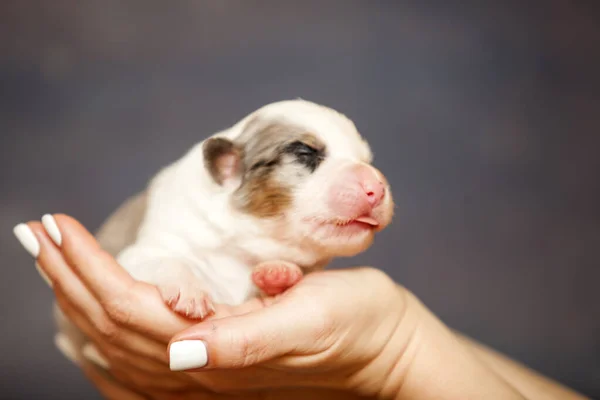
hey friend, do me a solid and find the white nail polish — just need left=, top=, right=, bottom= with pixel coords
left=41, top=214, right=62, bottom=246
left=169, top=340, right=208, bottom=371
left=13, top=223, right=40, bottom=257
left=82, top=344, right=110, bottom=369
left=35, top=262, right=53, bottom=287
left=54, top=333, right=81, bottom=365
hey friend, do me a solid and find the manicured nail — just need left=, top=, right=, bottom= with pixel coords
left=35, top=262, right=53, bottom=287
left=13, top=223, right=40, bottom=257
left=41, top=214, right=62, bottom=246
left=54, top=333, right=81, bottom=365
left=83, top=344, right=110, bottom=369
left=169, top=340, right=208, bottom=371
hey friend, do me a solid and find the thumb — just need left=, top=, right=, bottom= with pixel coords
left=167, top=297, right=324, bottom=371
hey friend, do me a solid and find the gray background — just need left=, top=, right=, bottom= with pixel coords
left=1, top=1, right=599, bottom=398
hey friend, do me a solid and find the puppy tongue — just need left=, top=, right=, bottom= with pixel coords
left=355, top=216, right=379, bottom=226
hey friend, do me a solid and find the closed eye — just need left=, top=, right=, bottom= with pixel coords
left=286, top=141, right=317, bottom=155
left=284, top=140, right=325, bottom=172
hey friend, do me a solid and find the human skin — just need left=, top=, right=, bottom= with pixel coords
left=15, top=215, right=589, bottom=399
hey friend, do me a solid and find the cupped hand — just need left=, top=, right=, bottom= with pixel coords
left=17, top=214, right=526, bottom=399
left=18, top=215, right=374, bottom=399
left=167, top=265, right=408, bottom=397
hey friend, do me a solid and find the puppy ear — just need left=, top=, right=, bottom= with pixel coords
left=202, top=137, right=244, bottom=186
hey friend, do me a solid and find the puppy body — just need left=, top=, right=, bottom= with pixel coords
left=54, top=99, right=394, bottom=362
left=114, top=100, right=394, bottom=315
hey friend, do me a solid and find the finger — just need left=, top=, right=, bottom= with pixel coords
left=168, top=295, right=329, bottom=371
left=40, top=213, right=141, bottom=304
left=26, top=222, right=112, bottom=332
left=100, top=366, right=237, bottom=400
left=80, top=341, right=197, bottom=393
left=38, top=214, right=195, bottom=341
left=43, top=213, right=136, bottom=293
left=107, top=362, right=196, bottom=393
left=81, top=360, right=148, bottom=400
left=56, top=291, right=170, bottom=367
left=32, top=221, right=172, bottom=373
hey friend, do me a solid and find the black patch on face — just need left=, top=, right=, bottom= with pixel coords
left=283, top=140, right=325, bottom=172
left=249, top=158, right=280, bottom=172
left=228, top=120, right=327, bottom=217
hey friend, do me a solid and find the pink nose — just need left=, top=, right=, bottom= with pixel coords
left=361, top=178, right=385, bottom=208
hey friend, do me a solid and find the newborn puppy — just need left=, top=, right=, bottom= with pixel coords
left=113, top=99, right=395, bottom=319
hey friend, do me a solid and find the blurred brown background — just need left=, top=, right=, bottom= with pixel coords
left=1, top=1, right=599, bottom=399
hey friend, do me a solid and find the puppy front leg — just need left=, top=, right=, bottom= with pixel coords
left=117, top=247, right=215, bottom=320
left=251, top=260, right=304, bottom=296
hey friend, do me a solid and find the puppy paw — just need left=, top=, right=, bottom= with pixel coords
left=158, top=283, right=215, bottom=320
left=252, top=261, right=303, bottom=296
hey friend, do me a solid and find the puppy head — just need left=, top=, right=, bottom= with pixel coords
left=203, top=99, right=394, bottom=258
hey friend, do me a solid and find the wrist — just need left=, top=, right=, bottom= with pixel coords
left=357, top=287, right=424, bottom=399
left=337, top=278, right=418, bottom=398
left=371, top=290, right=526, bottom=399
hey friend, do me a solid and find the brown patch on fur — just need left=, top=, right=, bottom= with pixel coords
left=240, top=173, right=292, bottom=218
left=229, top=121, right=326, bottom=218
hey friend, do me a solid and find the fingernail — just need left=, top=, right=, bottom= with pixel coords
left=169, top=340, right=208, bottom=371
left=83, top=344, right=110, bottom=369
left=54, top=333, right=81, bottom=365
left=13, top=223, right=40, bottom=257
left=35, top=262, right=53, bottom=287
left=41, top=214, right=62, bottom=246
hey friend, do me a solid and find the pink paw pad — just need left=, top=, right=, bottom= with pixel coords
left=252, top=262, right=303, bottom=296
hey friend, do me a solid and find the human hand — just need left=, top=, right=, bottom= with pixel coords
left=166, top=273, right=529, bottom=399
left=168, top=265, right=407, bottom=397
left=14, top=214, right=528, bottom=399
left=14, top=215, right=370, bottom=399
